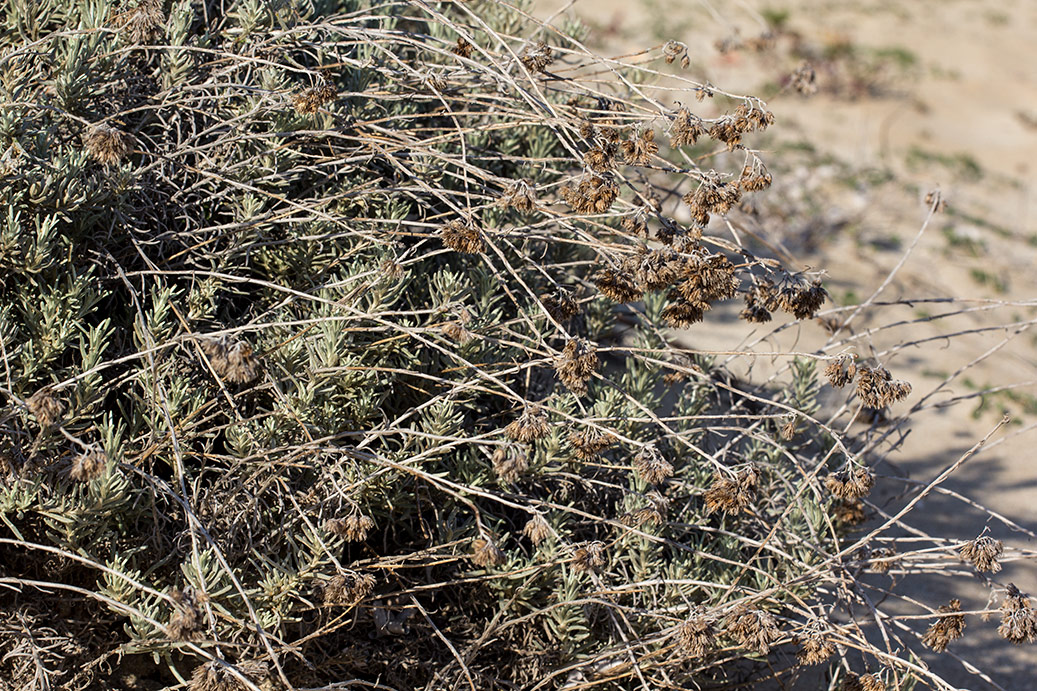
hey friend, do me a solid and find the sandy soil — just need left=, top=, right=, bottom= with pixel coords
left=536, top=0, right=1037, bottom=687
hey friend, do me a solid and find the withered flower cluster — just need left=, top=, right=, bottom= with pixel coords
left=621, top=129, right=658, bottom=166
left=682, top=172, right=742, bottom=225
left=70, top=448, right=107, bottom=482
left=504, top=406, right=549, bottom=442
left=855, top=365, right=912, bottom=408
left=572, top=541, right=607, bottom=573
left=705, top=466, right=758, bottom=514
left=27, top=388, right=65, bottom=429
left=491, top=446, right=529, bottom=484
left=555, top=338, right=599, bottom=394
left=662, top=40, right=690, bottom=69
left=470, top=537, right=505, bottom=568
left=825, top=465, right=874, bottom=500
left=522, top=513, right=551, bottom=545
left=451, top=37, right=473, bottom=58
left=117, top=0, right=165, bottom=43
left=727, top=606, right=781, bottom=654
left=292, top=82, right=337, bottom=114
left=824, top=354, right=859, bottom=388
left=439, top=220, right=485, bottom=254
left=959, top=534, right=1004, bottom=573
left=189, top=660, right=270, bottom=691
left=921, top=599, right=966, bottom=652
left=498, top=178, right=538, bottom=213
left=569, top=427, right=614, bottom=460
left=200, top=335, right=261, bottom=385
left=326, top=513, right=375, bottom=542
left=539, top=289, right=580, bottom=320
left=519, top=40, right=554, bottom=72
left=561, top=173, right=619, bottom=214
left=998, top=585, right=1037, bottom=644
left=320, top=571, right=376, bottom=606
left=592, top=267, right=643, bottom=304
left=168, top=587, right=207, bottom=641
left=789, top=62, right=819, bottom=95
left=84, top=124, right=130, bottom=165
left=676, top=607, right=715, bottom=658
left=842, top=673, right=885, bottom=691
left=670, top=107, right=705, bottom=147
left=632, top=444, right=673, bottom=485
left=797, top=617, right=836, bottom=665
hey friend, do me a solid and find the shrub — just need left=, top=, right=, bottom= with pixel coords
left=0, top=1, right=1029, bottom=690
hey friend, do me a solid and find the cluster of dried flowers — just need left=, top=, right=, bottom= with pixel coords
left=825, top=356, right=912, bottom=408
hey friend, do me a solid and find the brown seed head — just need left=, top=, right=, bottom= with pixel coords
left=593, top=267, right=643, bottom=304
left=491, top=446, right=529, bottom=484
left=569, top=428, right=615, bottom=460
left=292, top=82, right=337, bottom=114
left=168, top=587, right=207, bottom=641
left=561, top=174, right=619, bottom=214
left=676, top=607, right=715, bottom=658
left=670, top=107, right=705, bottom=147
left=539, top=289, right=580, bottom=320
left=498, top=178, right=538, bottom=213
left=998, top=584, right=1037, bottom=644
left=327, top=513, right=375, bottom=542
left=27, top=388, right=65, bottom=429
left=504, top=406, right=549, bottom=443
left=200, top=335, right=261, bottom=385
left=727, top=607, right=780, bottom=654
left=825, top=465, right=874, bottom=500
left=855, top=365, right=912, bottom=408
left=70, top=449, right=107, bottom=482
left=959, top=535, right=1004, bottom=573
left=321, top=571, right=375, bottom=606
left=522, top=513, right=551, bottom=546
left=84, top=125, right=131, bottom=165
left=471, top=537, right=505, bottom=568
left=633, top=444, right=673, bottom=485
left=118, top=0, right=165, bottom=43
left=922, top=599, right=966, bottom=652
left=832, top=499, right=867, bottom=525
left=797, top=617, right=836, bottom=665
left=572, top=541, right=607, bottom=573
left=555, top=339, right=599, bottom=395
left=439, top=220, right=485, bottom=254
left=824, top=354, right=858, bottom=388
left=519, top=40, right=554, bottom=73
left=704, top=467, right=758, bottom=514
left=621, top=129, right=658, bottom=166
left=452, top=37, right=473, bottom=59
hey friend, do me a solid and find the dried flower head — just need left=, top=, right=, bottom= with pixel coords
left=621, top=129, right=658, bottom=166
left=789, top=62, right=819, bottom=95
left=471, top=537, right=505, bottom=568
left=292, top=82, right=337, bottom=115
left=441, top=321, right=473, bottom=344
left=622, top=206, right=650, bottom=237
left=569, top=428, right=615, bottom=460
left=704, top=467, right=758, bottom=514
left=200, top=335, right=261, bottom=385
left=868, top=547, right=897, bottom=573
left=593, top=267, right=644, bottom=303
left=539, top=289, right=580, bottom=320
left=925, top=188, right=947, bottom=212
left=998, top=585, right=1037, bottom=644
left=452, top=37, right=473, bottom=59
left=118, top=0, right=165, bottom=43
left=661, top=294, right=708, bottom=329
left=843, top=673, right=885, bottom=691
left=583, top=141, right=617, bottom=172
left=922, top=599, right=965, bottom=652
left=855, top=365, right=912, bottom=408
left=519, top=40, right=554, bottom=73
left=523, top=513, right=551, bottom=545
left=727, top=607, right=780, bottom=654
left=504, top=406, right=549, bottom=443
left=561, top=174, right=619, bottom=214
left=797, top=617, right=835, bottom=665
left=168, top=587, right=207, bottom=641
left=825, top=465, right=874, bottom=500
left=621, top=246, right=682, bottom=292
left=832, top=499, right=867, bottom=525
left=633, top=444, right=673, bottom=485
left=320, top=571, right=375, bottom=606
left=824, top=354, right=858, bottom=388
left=27, top=388, right=65, bottom=429
left=572, top=541, right=606, bottom=573
left=778, top=413, right=798, bottom=441
left=439, top=219, right=485, bottom=254
left=327, top=512, right=375, bottom=542
left=670, top=107, right=704, bottom=147
left=84, top=124, right=130, bottom=165
left=682, top=173, right=742, bottom=225
left=776, top=276, right=829, bottom=319
left=555, top=339, right=599, bottom=395
left=959, top=534, right=1004, bottom=573
left=491, top=446, right=529, bottom=484
left=498, top=178, right=538, bottom=213
left=70, top=448, right=107, bottom=482
left=676, top=608, right=715, bottom=657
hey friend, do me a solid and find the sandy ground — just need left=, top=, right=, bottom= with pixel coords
left=536, top=0, right=1037, bottom=687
